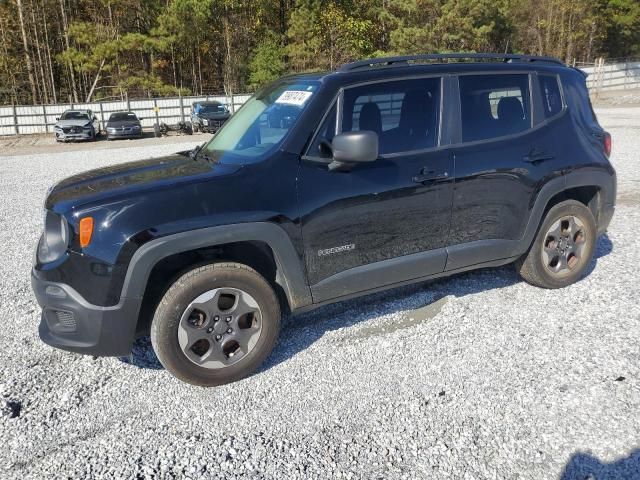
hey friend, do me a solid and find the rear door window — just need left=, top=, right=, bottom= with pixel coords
left=458, top=74, right=531, bottom=142
left=538, top=74, right=563, bottom=118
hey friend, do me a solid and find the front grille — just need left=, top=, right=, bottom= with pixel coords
left=62, top=126, right=83, bottom=134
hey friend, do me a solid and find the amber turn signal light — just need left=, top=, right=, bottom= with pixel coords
left=79, top=217, right=94, bottom=247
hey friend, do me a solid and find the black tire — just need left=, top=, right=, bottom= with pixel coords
left=150, top=262, right=281, bottom=386
left=516, top=200, right=596, bottom=289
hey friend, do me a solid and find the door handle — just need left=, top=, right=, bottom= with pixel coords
left=412, top=168, right=449, bottom=184
left=523, top=149, right=555, bottom=164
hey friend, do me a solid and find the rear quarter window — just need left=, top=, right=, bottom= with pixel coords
left=538, top=74, right=564, bottom=118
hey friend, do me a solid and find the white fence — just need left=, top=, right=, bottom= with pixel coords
left=579, top=59, right=640, bottom=94
left=3, top=60, right=640, bottom=136
left=0, top=94, right=251, bottom=136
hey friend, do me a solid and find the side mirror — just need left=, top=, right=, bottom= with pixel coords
left=329, top=131, right=378, bottom=171
left=55, top=117, right=59, bottom=121
left=93, top=116, right=97, bottom=121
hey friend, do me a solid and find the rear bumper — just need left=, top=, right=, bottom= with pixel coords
left=32, top=270, right=140, bottom=356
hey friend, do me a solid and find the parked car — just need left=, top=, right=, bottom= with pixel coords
left=33, top=53, right=615, bottom=387
left=191, top=101, right=231, bottom=133
left=53, top=109, right=101, bottom=142
left=105, top=111, right=143, bottom=140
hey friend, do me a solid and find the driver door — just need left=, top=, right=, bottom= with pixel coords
left=298, top=76, right=454, bottom=303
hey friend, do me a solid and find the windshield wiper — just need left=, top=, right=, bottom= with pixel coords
left=189, top=143, right=215, bottom=163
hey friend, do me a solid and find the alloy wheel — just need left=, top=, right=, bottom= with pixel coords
left=541, top=215, right=587, bottom=276
left=178, top=288, right=262, bottom=369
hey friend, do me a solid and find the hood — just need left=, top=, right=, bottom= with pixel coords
left=46, top=154, right=241, bottom=211
left=106, top=119, right=141, bottom=128
left=56, top=118, right=92, bottom=127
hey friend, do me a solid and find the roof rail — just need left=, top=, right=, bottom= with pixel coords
left=339, top=53, right=565, bottom=72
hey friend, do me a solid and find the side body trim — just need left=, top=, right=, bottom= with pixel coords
left=310, top=248, right=447, bottom=304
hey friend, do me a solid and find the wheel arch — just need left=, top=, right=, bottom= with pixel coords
left=120, top=223, right=312, bottom=336
left=521, top=169, right=615, bottom=254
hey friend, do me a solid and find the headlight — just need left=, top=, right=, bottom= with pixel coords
left=54, top=126, right=62, bottom=131
left=83, top=123, right=92, bottom=129
left=37, top=211, right=69, bottom=263
left=132, top=125, right=141, bottom=130
left=107, top=127, right=116, bottom=133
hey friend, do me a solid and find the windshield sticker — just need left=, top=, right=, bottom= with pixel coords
left=275, top=90, right=313, bottom=106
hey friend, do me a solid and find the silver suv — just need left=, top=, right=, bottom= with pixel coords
left=53, top=110, right=101, bottom=142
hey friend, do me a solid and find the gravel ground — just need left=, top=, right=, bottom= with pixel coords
left=0, top=131, right=212, bottom=156
left=1, top=107, right=639, bottom=479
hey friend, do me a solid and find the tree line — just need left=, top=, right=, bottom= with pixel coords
left=1, top=0, right=639, bottom=105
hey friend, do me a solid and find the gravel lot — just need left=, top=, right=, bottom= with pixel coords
left=1, top=107, right=639, bottom=479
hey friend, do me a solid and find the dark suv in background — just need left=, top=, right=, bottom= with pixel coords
left=191, top=101, right=231, bottom=133
left=32, top=54, right=615, bottom=386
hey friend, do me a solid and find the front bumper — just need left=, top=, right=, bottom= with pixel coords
left=199, top=119, right=227, bottom=133
left=54, top=130, right=93, bottom=141
left=107, top=131, right=143, bottom=139
left=32, top=270, right=140, bottom=356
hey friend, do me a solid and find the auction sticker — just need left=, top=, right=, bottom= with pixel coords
left=275, top=90, right=313, bottom=106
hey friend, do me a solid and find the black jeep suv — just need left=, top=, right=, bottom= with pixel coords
left=32, top=54, right=615, bottom=386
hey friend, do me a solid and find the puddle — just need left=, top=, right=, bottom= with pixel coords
left=349, top=295, right=449, bottom=340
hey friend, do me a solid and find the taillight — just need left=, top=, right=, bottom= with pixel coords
left=604, top=132, right=612, bottom=158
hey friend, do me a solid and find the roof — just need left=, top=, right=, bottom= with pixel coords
left=270, top=53, right=570, bottom=91
left=339, top=53, right=564, bottom=72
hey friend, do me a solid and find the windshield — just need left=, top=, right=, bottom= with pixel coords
left=201, top=105, right=226, bottom=113
left=201, top=80, right=319, bottom=164
left=109, top=112, right=138, bottom=121
left=60, top=111, right=90, bottom=120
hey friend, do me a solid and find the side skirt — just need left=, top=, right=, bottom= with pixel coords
left=296, top=254, right=519, bottom=315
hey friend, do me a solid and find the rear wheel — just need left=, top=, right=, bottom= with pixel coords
left=150, top=263, right=280, bottom=386
left=516, top=200, right=596, bottom=288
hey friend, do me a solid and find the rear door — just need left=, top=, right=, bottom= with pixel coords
left=298, top=76, right=455, bottom=303
left=446, top=72, right=561, bottom=270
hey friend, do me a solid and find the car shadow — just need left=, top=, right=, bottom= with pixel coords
left=560, top=449, right=640, bottom=479
left=121, top=233, right=614, bottom=373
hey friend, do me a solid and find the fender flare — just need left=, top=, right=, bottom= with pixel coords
left=519, top=168, right=615, bottom=253
left=120, top=222, right=312, bottom=311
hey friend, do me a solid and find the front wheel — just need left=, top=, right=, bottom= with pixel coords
left=150, top=263, right=281, bottom=386
left=516, top=200, right=596, bottom=289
